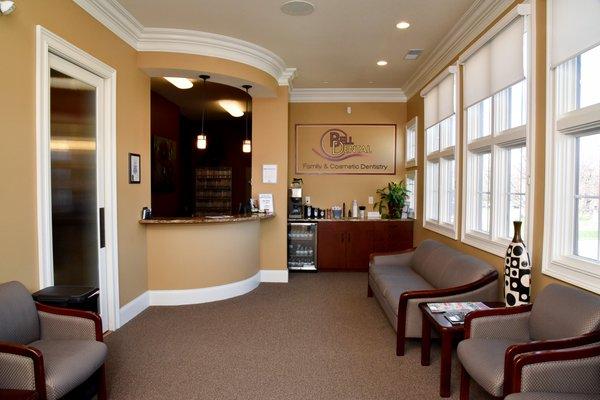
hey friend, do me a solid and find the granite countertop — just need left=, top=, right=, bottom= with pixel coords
left=288, top=218, right=414, bottom=223
left=139, top=213, right=275, bottom=225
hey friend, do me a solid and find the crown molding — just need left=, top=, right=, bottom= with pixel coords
left=289, top=88, right=407, bottom=103
left=73, top=0, right=295, bottom=86
left=401, top=0, right=513, bottom=100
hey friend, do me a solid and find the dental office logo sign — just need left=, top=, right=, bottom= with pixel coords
left=296, top=124, right=396, bottom=175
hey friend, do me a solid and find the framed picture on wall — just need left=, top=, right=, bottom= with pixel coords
left=129, top=153, right=141, bottom=184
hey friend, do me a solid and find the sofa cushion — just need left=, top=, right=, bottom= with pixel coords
left=438, top=254, right=494, bottom=289
left=370, top=263, right=434, bottom=310
left=410, top=239, right=445, bottom=286
left=458, top=338, right=521, bottom=397
left=529, top=284, right=600, bottom=341
left=0, top=281, right=40, bottom=344
left=29, top=339, right=107, bottom=400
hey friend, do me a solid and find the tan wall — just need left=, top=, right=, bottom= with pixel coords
left=137, top=52, right=289, bottom=272
left=0, top=0, right=150, bottom=305
left=407, top=0, right=571, bottom=300
left=288, top=103, right=407, bottom=208
left=147, top=222, right=260, bottom=289
left=253, top=87, right=290, bottom=270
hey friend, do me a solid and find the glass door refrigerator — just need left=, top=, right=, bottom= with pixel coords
left=287, top=222, right=317, bottom=271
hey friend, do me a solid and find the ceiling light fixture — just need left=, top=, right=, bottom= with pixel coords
left=242, top=85, right=252, bottom=154
left=281, top=0, right=315, bottom=16
left=218, top=100, right=244, bottom=118
left=164, top=77, right=193, bottom=90
left=377, top=60, right=388, bottom=66
left=0, top=1, right=15, bottom=15
left=196, top=75, right=210, bottom=150
left=396, top=21, right=410, bottom=29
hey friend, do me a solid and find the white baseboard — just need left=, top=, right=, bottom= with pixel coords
left=119, top=291, right=150, bottom=327
left=117, top=269, right=289, bottom=328
left=260, top=269, right=288, bottom=283
left=149, top=272, right=261, bottom=306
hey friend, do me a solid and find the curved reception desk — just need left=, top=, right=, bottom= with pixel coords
left=140, top=214, right=275, bottom=306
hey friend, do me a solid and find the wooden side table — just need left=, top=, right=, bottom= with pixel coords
left=419, top=302, right=504, bottom=398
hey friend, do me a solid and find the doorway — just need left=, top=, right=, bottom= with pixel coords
left=37, top=27, right=119, bottom=331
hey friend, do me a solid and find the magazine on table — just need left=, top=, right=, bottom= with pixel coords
left=427, top=301, right=489, bottom=314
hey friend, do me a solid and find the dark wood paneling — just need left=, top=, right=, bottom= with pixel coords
left=317, top=222, right=346, bottom=270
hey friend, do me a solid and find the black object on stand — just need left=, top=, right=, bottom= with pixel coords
left=32, top=286, right=99, bottom=313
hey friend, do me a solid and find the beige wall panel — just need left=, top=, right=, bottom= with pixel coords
left=288, top=103, right=407, bottom=208
left=0, top=0, right=150, bottom=305
left=252, top=87, right=289, bottom=270
left=146, top=222, right=260, bottom=289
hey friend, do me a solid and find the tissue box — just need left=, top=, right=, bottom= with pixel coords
left=367, top=211, right=381, bottom=220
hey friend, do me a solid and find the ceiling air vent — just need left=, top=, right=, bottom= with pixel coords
left=404, top=49, right=423, bottom=60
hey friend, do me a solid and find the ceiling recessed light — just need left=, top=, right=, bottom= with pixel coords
left=281, top=0, right=315, bottom=16
left=396, top=21, right=410, bottom=29
left=368, top=81, right=375, bottom=84
left=377, top=60, right=388, bottom=66
left=322, top=81, right=329, bottom=84
left=164, top=77, right=193, bottom=89
left=218, top=100, right=245, bottom=118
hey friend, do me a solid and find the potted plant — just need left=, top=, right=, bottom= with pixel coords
left=374, top=181, right=410, bottom=219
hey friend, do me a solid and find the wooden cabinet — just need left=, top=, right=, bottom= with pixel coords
left=317, top=220, right=414, bottom=271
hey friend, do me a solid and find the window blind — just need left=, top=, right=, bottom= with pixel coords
left=551, top=0, right=600, bottom=67
left=463, top=16, right=524, bottom=108
left=423, top=73, right=455, bottom=129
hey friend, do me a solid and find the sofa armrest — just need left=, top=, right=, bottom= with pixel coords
left=510, top=341, right=600, bottom=394
left=369, top=248, right=415, bottom=268
left=504, top=330, right=600, bottom=395
left=464, top=306, right=532, bottom=341
left=0, top=341, right=46, bottom=399
left=36, top=303, right=103, bottom=342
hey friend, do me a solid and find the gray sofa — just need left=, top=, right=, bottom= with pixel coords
left=368, top=239, right=499, bottom=355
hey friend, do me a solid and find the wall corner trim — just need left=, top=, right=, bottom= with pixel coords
left=118, top=269, right=288, bottom=328
left=290, top=88, right=407, bottom=103
left=401, top=0, right=513, bottom=99
left=73, top=0, right=296, bottom=87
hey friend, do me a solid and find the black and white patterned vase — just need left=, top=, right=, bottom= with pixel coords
left=504, top=221, right=531, bottom=306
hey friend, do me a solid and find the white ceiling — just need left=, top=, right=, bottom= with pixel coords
left=115, top=0, right=475, bottom=89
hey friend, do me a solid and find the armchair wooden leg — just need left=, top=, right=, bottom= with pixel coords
left=98, top=364, right=107, bottom=400
left=460, top=366, right=470, bottom=400
left=367, top=283, right=373, bottom=297
left=396, top=332, right=405, bottom=356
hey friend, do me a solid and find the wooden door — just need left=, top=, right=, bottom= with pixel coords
left=345, top=223, right=375, bottom=270
left=317, top=222, right=346, bottom=270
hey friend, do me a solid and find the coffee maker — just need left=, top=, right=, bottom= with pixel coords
left=288, top=178, right=304, bottom=219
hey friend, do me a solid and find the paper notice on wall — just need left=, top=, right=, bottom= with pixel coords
left=259, top=193, right=274, bottom=214
left=262, top=164, right=277, bottom=183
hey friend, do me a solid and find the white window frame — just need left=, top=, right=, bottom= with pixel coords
left=459, top=5, right=535, bottom=257
left=542, top=0, right=600, bottom=294
left=405, top=169, right=417, bottom=219
left=405, top=117, right=418, bottom=168
left=422, top=67, right=459, bottom=239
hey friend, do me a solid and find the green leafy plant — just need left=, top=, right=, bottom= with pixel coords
left=374, top=180, right=410, bottom=219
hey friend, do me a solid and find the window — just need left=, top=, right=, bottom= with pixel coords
left=405, top=170, right=417, bottom=219
left=544, top=0, right=600, bottom=293
left=543, top=0, right=600, bottom=293
left=421, top=70, right=458, bottom=238
left=461, top=9, right=531, bottom=256
left=405, top=118, right=417, bottom=167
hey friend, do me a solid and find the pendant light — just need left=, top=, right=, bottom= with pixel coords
left=196, top=75, right=210, bottom=150
left=242, top=85, right=252, bottom=153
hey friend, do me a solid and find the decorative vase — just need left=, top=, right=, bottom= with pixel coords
left=504, top=221, right=531, bottom=306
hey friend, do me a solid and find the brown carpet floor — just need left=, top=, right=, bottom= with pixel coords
left=105, top=272, right=493, bottom=399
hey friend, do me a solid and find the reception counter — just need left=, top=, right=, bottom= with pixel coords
left=140, top=213, right=277, bottom=305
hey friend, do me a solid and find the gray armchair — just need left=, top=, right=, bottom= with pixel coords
left=457, top=284, right=600, bottom=400
left=504, top=342, right=600, bottom=400
left=0, top=281, right=107, bottom=400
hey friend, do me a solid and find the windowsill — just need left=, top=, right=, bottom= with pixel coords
left=543, top=256, right=600, bottom=294
left=461, top=231, right=512, bottom=258
left=423, top=220, right=457, bottom=240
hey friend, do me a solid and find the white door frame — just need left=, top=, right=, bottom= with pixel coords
left=36, top=26, right=120, bottom=331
